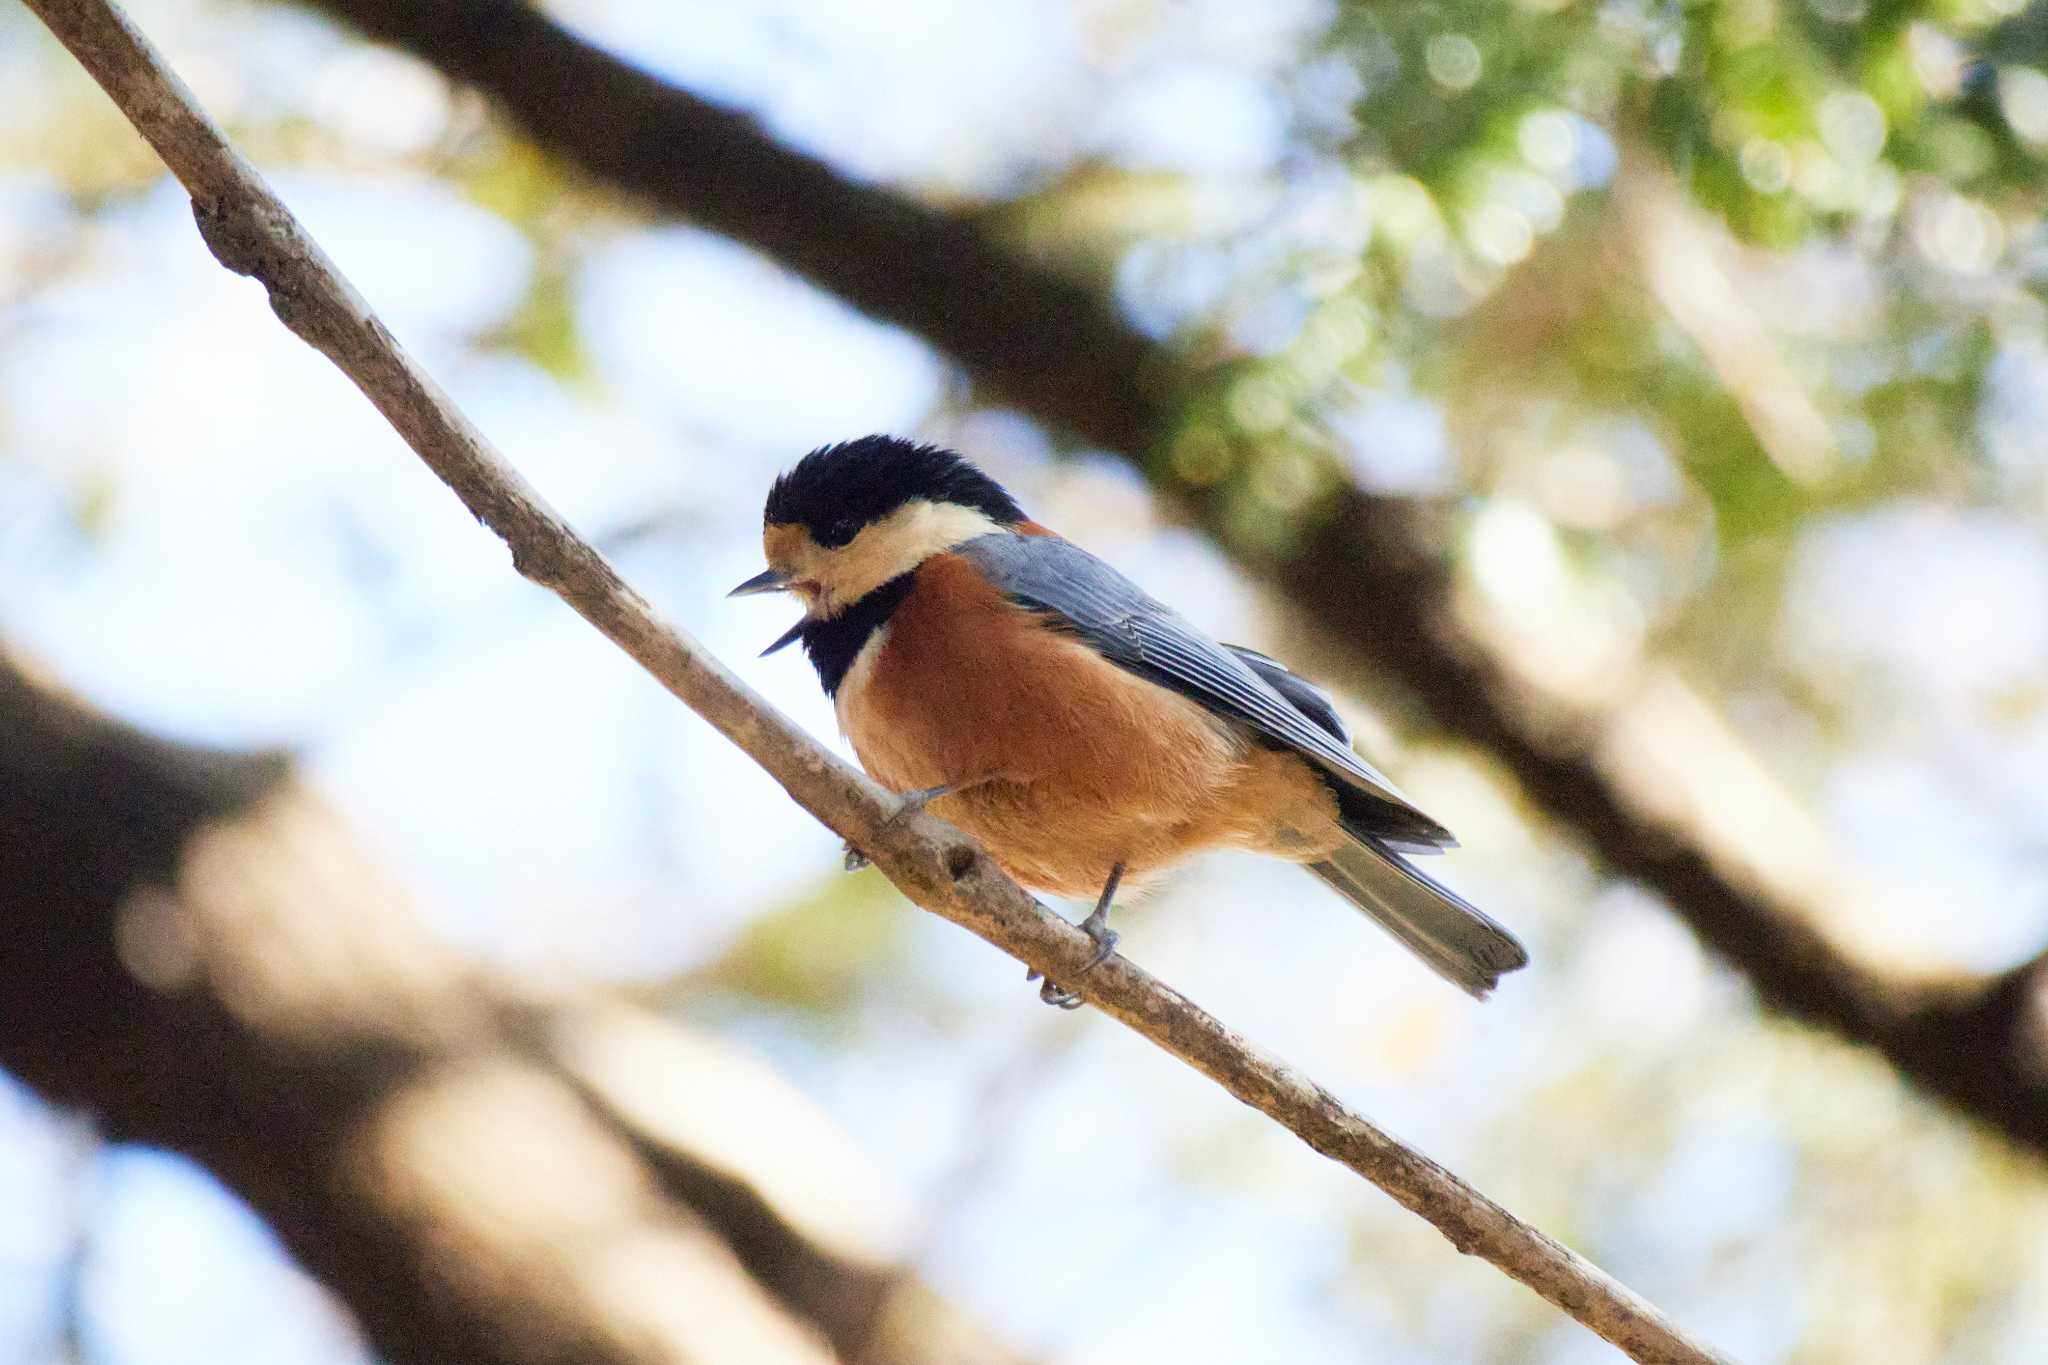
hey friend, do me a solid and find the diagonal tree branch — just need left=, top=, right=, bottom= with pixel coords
left=26, top=0, right=1729, bottom=1359
left=294, top=0, right=2048, bottom=1156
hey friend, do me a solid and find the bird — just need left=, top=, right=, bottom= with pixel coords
left=730, top=435, right=1527, bottom=1005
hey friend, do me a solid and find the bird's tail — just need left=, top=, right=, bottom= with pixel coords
left=1309, top=839, right=1528, bottom=999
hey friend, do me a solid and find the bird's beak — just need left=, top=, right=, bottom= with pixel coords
left=759, top=619, right=808, bottom=657
left=730, top=568, right=808, bottom=655
left=728, top=567, right=794, bottom=598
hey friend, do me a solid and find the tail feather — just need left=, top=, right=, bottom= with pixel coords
left=1309, top=839, right=1528, bottom=999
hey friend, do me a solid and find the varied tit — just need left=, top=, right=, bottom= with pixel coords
left=732, top=435, right=1527, bottom=1006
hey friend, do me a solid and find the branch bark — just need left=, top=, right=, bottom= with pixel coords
left=26, top=0, right=1730, bottom=1360
left=292, top=0, right=2048, bottom=1155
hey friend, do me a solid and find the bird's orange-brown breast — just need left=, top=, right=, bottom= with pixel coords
left=838, top=549, right=1342, bottom=896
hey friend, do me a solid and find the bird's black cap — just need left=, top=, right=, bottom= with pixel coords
left=765, top=436, right=1025, bottom=548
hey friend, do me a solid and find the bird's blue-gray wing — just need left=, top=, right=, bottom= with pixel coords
left=1223, top=644, right=1349, bottom=746
left=955, top=532, right=1454, bottom=852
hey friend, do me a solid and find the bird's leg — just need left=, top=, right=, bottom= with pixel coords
left=1076, top=861, right=1124, bottom=963
left=842, top=779, right=983, bottom=871
left=1032, top=861, right=1125, bottom=1009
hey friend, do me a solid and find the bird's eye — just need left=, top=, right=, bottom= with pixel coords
left=821, top=517, right=861, bottom=548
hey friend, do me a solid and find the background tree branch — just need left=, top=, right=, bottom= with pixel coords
left=23, top=0, right=1731, bottom=1359
left=293, top=0, right=2048, bottom=1155
left=301, top=0, right=1163, bottom=454
left=0, top=651, right=1030, bottom=1365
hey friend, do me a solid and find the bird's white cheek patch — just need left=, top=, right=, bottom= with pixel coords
left=827, top=501, right=1003, bottom=606
left=833, top=624, right=891, bottom=739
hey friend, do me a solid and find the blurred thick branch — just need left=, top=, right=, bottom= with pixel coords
left=0, top=654, right=1023, bottom=1365
left=310, top=0, right=1164, bottom=453
left=24, top=1, right=1730, bottom=1360
left=297, top=0, right=2048, bottom=1155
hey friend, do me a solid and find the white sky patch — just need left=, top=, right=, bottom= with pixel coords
left=311, top=577, right=855, bottom=978
left=0, top=175, right=542, bottom=743
left=1980, top=339, right=2048, bottom=489
left=1329, top=387, right=1455, bottom=494
left=261, top=173, right=533, bottom=340
left=1781, top=503, right=2048, bottom=704
left=443, top=353, right=709, bottom=533
left=0, top=1075, right=81, bottom=1350
left=1093, top=62, right=1287, bottom=173
left=548, top=0, right=1086, bottom=193
left=302, top=44, right=452, bottom=157
left=1821, top=749, right=2048, bottom=971
left=579, top=230, right=944, bottom=455
left=0, top=172, right=71, bottom=296
left=82, top=1149, right=370, bottom=1365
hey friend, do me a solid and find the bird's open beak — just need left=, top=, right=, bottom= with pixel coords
left=759, top=619, right=808, bottom=657
left=727, top=568, right=793, bottom=598
left=729, top=568, right=808, bottom=655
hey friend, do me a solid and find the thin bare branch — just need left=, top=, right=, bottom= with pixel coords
left=24, top=1, right=1731, bottom=1360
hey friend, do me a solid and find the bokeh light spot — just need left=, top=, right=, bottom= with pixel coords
left=1425, top=34, right=1483, bottom=92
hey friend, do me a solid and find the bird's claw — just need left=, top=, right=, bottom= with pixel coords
left=1027, top=914, right=1119, bottom=1010
left=1081, top=922, right=1120, bottom=971
left=843, top=785, right=953, bottom=874
left=1040, top=974, right=1086, bottom=1009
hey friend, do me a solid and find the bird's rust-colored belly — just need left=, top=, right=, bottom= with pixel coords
left=837, top=553, right=1340, bottom=897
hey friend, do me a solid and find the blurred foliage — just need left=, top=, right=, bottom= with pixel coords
left=1038, top=0, right=2048, bottom=652
left=7, top=1, right=2048, bottom=1362
left=479, top=248, right=592, bottom=381
left=685, top=868, right=908, bottom=1014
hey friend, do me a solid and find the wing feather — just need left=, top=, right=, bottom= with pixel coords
left=955, top=533, right=1454, bottom=850
left=1224, top=644, right=1349, bottom=745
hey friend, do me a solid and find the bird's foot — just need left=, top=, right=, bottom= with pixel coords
left=1032, top=972, right=1085, bottom=1010
left=842, top=783, right=960, bottom=872
left=1076, top=902, right=1120, bottom=967
left=1026, top=902, right=1121, bottom=1010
